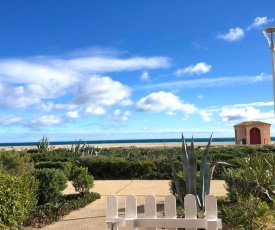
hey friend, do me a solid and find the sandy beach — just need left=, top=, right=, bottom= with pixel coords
left=0, top=141, right=236, bottom=151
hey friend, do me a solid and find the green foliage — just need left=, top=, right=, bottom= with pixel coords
left=167, top=134, right=231, bottom=209
left=70, top=140, right=101, bottom=156
left=27, top=192, right=100, bottom=228
left=222, top=197, right=270, bottom=230
left=0, top=173, right=38, bottom=229
left=35, top=136, right=55, bottom=151
left=0, top=150, right=34, bottom=176
left=70, top=167, right=94, bottom=194
left=29, top=148, right=79, bottom=163
left=221, top=153, right=275, bottom=229
left=78, top=155, right=157, bottom=179
left=222, top=167, right=257, bottom=201
left=34, top=161, right=72, bottom=178
left=30, top=168, right=68, bottom=205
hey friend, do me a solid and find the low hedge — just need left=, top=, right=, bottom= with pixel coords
left=0, top=173, right=38, bottom=229
left=26, top=192, right=101, bottom=228
left=34, top=161, right=72, bottom=177
left=30, top=168, right=68, bottom=204
left=78, top=156, right=160, bottom=179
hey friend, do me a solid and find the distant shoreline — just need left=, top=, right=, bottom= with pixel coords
left=0, top=141, right=236, bottom=151
left=1, top=141, right=275, bottom=151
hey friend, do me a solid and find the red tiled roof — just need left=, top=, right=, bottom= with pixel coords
left=234, top=121, right=271, bottom=127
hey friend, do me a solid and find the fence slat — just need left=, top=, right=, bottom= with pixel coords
left=205, top=195, right=217, bottom=219
left=145, top=195, right=157, bottom=230
left=164, top=195, right=176, bottom=230
left=206, top=195, right=222, bottom=230
left=125, top=195, right=137, bottom=230
left=106, top=195, right=118, bottom=230
left=184, top=194, right=197, bottom=230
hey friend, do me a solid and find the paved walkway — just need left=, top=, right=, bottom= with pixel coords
left=36, top=180, right=226, bottom=230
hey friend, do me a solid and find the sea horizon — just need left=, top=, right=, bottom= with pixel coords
left=1, top=137, right=275, bottom=147
left=0, top=137, right=241, bottom=147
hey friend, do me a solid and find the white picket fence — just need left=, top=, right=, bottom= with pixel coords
left=106, top=194, right=222, bottom=230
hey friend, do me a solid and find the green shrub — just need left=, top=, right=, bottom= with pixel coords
left=78, top=156, right=158, bottom=179
left=27, top=192, right=100, bottom=227
left=29, top=148, right=79, bottom=163
left=30, top=168, right=68, bottom=205
left=222, top=196, right=271, bottom=229
left=34, top=161, right=72, bottom=178
left=70, top=167, right=94, bottom=194
left=0, top=150, right=33, bottom=176
left=222, top=167, right=257, bottom=201
left=0, top=173, right=38, bottom=229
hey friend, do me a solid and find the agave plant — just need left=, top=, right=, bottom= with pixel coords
left=167, top=133, right=231, bottom=210
left=36, top=136, right=55, bottom=151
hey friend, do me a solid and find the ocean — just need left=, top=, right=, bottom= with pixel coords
left=1, top=137, right=236, bottom=147
left=1, top=137, right=275, bottom=147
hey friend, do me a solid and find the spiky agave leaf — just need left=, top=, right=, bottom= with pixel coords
left=198, top=133, right=213, bottom=208
left=166, top=148, right=184, bottom=207
left=181, top=133, right=189, bottom=193
left=187, top=136, right=197, bottom=196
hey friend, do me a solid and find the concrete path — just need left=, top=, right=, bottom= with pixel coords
left=38, top=180, right=226, bottom=230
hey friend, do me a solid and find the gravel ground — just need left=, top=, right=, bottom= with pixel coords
left=27, top=180, right=227, bottom=230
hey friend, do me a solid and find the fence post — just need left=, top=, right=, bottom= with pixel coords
left=145, top=195, right=157, bottom=230
left=184, top=194, right=197, bottom=230
left=125, top=195, right=137, bottom=230
left=164, top=195, right=177, bottom=230
left=205, top=195, right=221, bottom=230
left=106, top=195, right=118, bottom=230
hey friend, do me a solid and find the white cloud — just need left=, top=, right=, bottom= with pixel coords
left=217, top=27, right=244, bottom=42
left=0, top=83, right=41, bottom=108
left=198, top=110, right=212, bottom=122
left=37, top=102, right=78, bottom=112
left=66, top=110, right=79, bottom=118
left=66, top=56, right=170, bottom=72
left=219, top=106, right=273, bottom=122
left=198, top=95, right=203, bottom=99
left=140, top=71, right=150, bottom=81
left=109, top=109, right=131, bottom=121
left=0, top=51, right=170, bottom=111
left=135, top=91, right=196, bottom=115
left=31, top=115, right=63, bottom=126
left=75, top=75, right=131, bottom=106
left=247, top=16, right=274, bottom=30
left=139, top=73, right=271, bottom=90
left=85, top=106, right=106, bottom=115
left=0, top=114, right=22, bottom=125
left=175, top=62, right=212, bottom=76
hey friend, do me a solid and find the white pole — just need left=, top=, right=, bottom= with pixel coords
left=271, top=32, right=275, bottom=118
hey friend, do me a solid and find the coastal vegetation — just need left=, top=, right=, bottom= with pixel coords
left=0, top=136, right=274, bottom=229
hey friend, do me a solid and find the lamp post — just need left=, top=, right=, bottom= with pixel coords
left=263, top=27, right=275, bottom=117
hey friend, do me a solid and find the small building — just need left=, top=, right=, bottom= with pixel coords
left=234, top=121, right=271, bottom=145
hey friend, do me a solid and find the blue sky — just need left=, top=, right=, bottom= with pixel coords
left=0, top=0, right=275, bottom=142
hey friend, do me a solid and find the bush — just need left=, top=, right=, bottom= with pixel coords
left=78, top=156, right=167, bottom=179
left=0, top=173, right=38, bottom=229
left=0, top=150, right=33, bottom=176
left=34, top=161, right=72, bottom=178
left=222, top=167, right=257, bottom=201
left=70, top=167, right=94, bottom=194
left=30, top=168, right=68, bottom=205
left=27, top=192, right=100, bottom=227
left=29, top=148, right=79, bottom=163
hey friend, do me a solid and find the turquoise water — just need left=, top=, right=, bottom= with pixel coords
left=1, top=137, right=236, bottom=147
left=2, top=137, right=275, bottom=147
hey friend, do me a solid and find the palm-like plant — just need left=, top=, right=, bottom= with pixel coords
left=167, top=133, right=231, bottom=210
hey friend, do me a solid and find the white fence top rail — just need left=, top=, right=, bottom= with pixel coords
left=106, top=194, right=222, bottom=230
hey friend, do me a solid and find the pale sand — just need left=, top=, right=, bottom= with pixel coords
left=34, top=180, right=227, bottom=230
left=1, top=141, right=236, bottom=151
